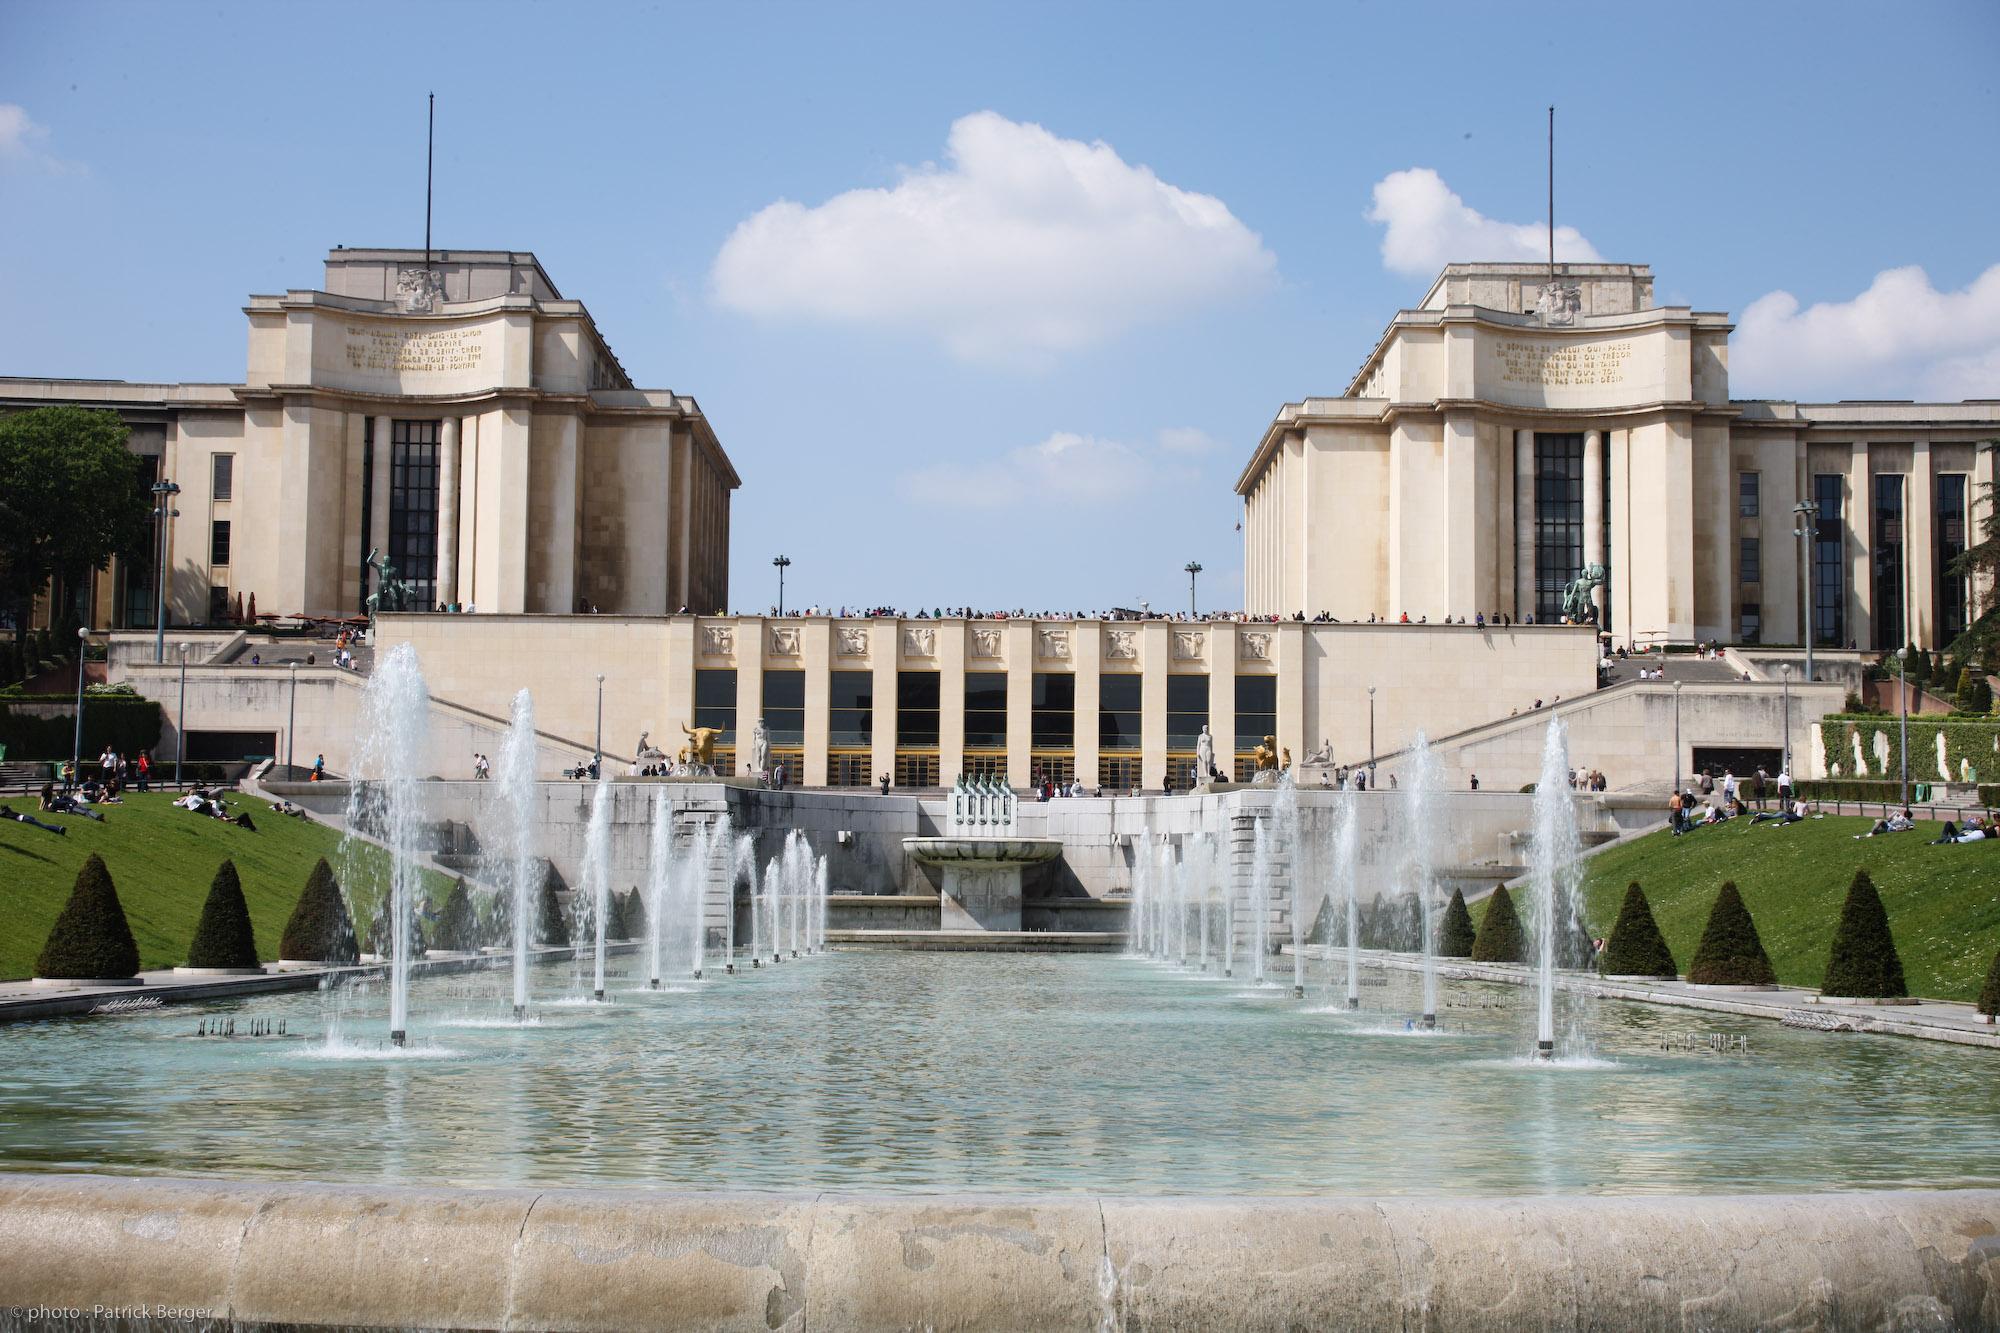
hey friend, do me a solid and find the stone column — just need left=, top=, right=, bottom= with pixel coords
left=1139, top=620, right=1169, bottom=791
left=802, top=619, right=831, bottom=788
left=1906, top=442, right=1934, bottom=650
left=1582, top=429, right=1604, bottom=622
left=1514, top=429, right=1535, bottom=618
left=1847, top=448, right=1871, bottom=650
left=436, top=416, right=459, bottom=608
left=455, top=414, right=479, bottom=608
left=544, top=415, right=579, bottom=613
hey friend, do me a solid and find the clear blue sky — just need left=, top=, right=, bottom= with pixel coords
left=4, top=1, right=1997, bottom=614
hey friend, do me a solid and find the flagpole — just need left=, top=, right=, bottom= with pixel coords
left=425, top=92, right=434, bottom=268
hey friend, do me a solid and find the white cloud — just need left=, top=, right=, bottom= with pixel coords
left=1157, top=426, right=1220, bottom=456
left=1365, top=167, right=1599, bottom=278
left=898, top=428, right=1202, bottom=509
left=0, top=103, right=84, bottom=175
left=711, top=112, right=1275, bottom=366
left=1732, top=264, right=2000, bottom=401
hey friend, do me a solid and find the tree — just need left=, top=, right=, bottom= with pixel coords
left=622, top=887, right=648, bottom=944
left=432, top=878, right=478, bottom=952
left=601, top=887, right=628, bottom=941
left=1820, top=869, right=1908, bottom=998
left=1686, top=881, right=1777, bottom=985
left=1470, top=885, right=1525, bottom=963
left=536, top=872, right=571, bottom=948
left=1599, top=882, right=1677, bottom=977
left=1979, top=944, right=2000, bottom=1020
left=1436, top=888, right=1476, bottom=957
left=280, top=857, right=358, bottom=964
left=1946, top=439, right=2000, bottom=661
left=186, top=859, right=260, bottom=968
left=36, top=853, right=140, bottom=979
left=0, top=407, right=150, bottom=647
left=1956, top=667, right=1993, bottom=715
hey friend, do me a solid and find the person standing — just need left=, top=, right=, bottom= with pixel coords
left=1469, top=773, right=1479, bottom=791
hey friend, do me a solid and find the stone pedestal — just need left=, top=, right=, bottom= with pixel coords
left=903, top=836, right=1063, bottom=933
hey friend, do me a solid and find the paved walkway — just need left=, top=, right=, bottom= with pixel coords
left=1289, top=946, right=2000, bottom=1050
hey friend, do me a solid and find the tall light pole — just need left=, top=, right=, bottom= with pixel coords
left=286, top=660, right=299, bottom=775
left=772, top=554, right=791, bottom=616
left=1792, top=499, right=1818, bottom=683
left=1184, top=562, right=1203, bottom=619
left=1780, top=662, right=1792, bottom=779
left=1672, top=679, right=1684, bottom=797
left=1367, top=685, right=1377, bottom=786
left=1898, top=646, right=1910, bottom=810
left=151, top=479, right=181, bottom=663
left=594, top=673, right=606, bottom=775
left=70, top=626, right=90, bottom=783
left=176, top=643, right=190, bottom=790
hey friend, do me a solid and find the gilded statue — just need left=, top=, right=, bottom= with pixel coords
left=680, top=722, right=723, bottom=769
left=1253, top=735, right=1279, bottom=772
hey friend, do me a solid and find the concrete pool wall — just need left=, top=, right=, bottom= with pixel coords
left=0, top=1174, right=1994, bottom=1331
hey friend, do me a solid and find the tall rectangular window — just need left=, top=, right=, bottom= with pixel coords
left=209, top=519, right=231, bottom=568
left=896, top=671, right=940, bottom=747
left=1740, top=602, right=1761, bottom=643
left=1872, top=473, right=1905, bottom=651
left=828, top=671, right=873, bottom=747
left=389, top=419, right=440, bottom=607
left=693, top=669, right=736, bottom=743
left=1234, top=676, right=1276, bottom=755
left=1165, top=675, right=1210, bottom=751
left=1812, top=473, right=1845, bottom=648
left=1534, top=433, right=1584, bottom=621
left=1938, top=473, right=1969, bottom=646
left=1098, top=675, right=1142, bottom=752
left=1738, top=471, right=1759, bottom=517
left=964, top=672, right=1008, bottom=750
left=1030, top=672, right=1074, bottom=749
left=1740, top=537, right=1760, bottom=585
left=211, top=452, right=234, bottom=501
left=762, top=670, right=805, bottom=746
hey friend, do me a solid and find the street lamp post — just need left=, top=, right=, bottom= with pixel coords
left=594, top=674, right=606, bottom=776
left=70, top=626, right=90, bottom=783
left=1792, top=500, right=1818, bottom=683
left=151, top=479, right=181, bottom=663
left=1672, top=679, right=1684, bottom=798
left=176, top=643, right=190, bottom=790
left=1898, top=647, right=1910, bottom=810
left=286, top=661, right=298, bottom=775
left=1780, top=662, right=1792, bottom=780
left=772, top=554, right=791, bottom=616
left=1184, top=562, right=1203, bottom=619
left=1367, top=685, right=1377, bottom=787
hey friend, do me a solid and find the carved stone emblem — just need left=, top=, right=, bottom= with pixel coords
left=1037, top=628, right=1070, bottom=660
left=971, top=627, right=1002, bottom=659
left=701, top=625, right=734, bottom=656
left=1240, top=632, right=1272, bottom=662
left=1171, top=630, right=1203, bottom=661
left=836, top=626, right=868, bottom=657
left=1533, top=281, right=1582, bottom=327
left=903, top=626, right=936, bottom=658
left=396, top=267, right=445, bottom=314
left=1105, top=629, right=1137, bottom=660
left=769, top=626, right=801, bottom=656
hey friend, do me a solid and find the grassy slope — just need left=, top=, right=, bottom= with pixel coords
left=1572, top=816, right=2000, bottom=1002
left=0, top=791, right=452, bottom=979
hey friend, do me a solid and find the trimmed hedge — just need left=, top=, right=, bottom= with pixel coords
left=35, top=853, right=140, bottom=979
left=1820, top=869, right=1908, bottom=998
left=1436, top=888, right=1475, bottom=957
left=622, top=887, right=648, bottom=943
left=185, top=859, right=259, bottom=968
left=1470, top=884, right=1525, bottom=963
left=0, top=697, right=164, bottom=762
left=280, top=857, right=358, bottom=964
left=1599, top=881, right=1677, bottom=978
left=432, top=878, right=477, bottom=952
left=536, top=873, right=570, bottom=948
left=1816, top=714, right=1999, bottom=784
left=1686, top=881, right=1777, bottom=985
left=1979, top=946, right=2000, bottom=1019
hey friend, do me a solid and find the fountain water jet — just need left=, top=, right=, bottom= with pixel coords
left=1335, top=782, right=1361, bottom=1009
left=580, top=779, right=613, bottom=1002
left=491, top=689, right=540, bottom=1020
left=646, top=792, right=674, bottom=989
left=1249, top=818, right=1271, bottom=984
left=1400, top=734, right=1444, bottom=1029
left=1269, top=771, right=1305, bottom=998
left=342, top=642, right=432, bottom=1047
left=1528, top=720, right=1586, bottom=1061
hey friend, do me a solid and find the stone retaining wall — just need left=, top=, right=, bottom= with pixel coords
left=0, top=1175, right=1993, bottom=1331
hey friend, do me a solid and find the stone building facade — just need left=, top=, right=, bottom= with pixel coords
left=1238, top=262, right=1998, bottom=652
left=4, top=248, right=736, bottom=629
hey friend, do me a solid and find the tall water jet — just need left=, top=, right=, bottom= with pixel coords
left=813, top=855, right=829, bottom=954
left=732, top=832, right=755, bottom=972
left=748, top=848, right=765, bottom=968
left=1402, top=734, right=1444, bottom=1028
left=1195, top=835, right=1211, bottom=971
left=492, top=688, right=540, bottom=1020
left=343, top=641, right=432, bottom=1047
left=787, top=831, right=808, bottom=958
left=1335, top=783, right=1361, bottom=1009
left=581, top=779, right=614, bottom=1001
left=1249, top=818, right=1271, bottom=984
left=1127, top=835, right=1150, bottom=958
left=1529, top=719, right=1585, bottom=1060
left=1271, top=771, right=1305, bottom=997
left=692, top=811, right=728, bottom=980
left=646, top=792, right=674, bottom=989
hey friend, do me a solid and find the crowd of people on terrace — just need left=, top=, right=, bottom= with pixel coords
left=720, top=605, right=1610, bottom=625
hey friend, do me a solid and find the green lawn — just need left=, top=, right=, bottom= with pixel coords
left=0, top=791, right=453, bottom=980
left=1573, top=816, right=2000, bottom=1002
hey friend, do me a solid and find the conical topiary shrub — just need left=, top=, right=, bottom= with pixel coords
left=601, top=887, right=628, bottom=941
left=36, top=853, right=141, bottom=980
left=281, top=857, right=359, bottom=964
left=1437, top=888, right=1476, bottom=957
left=1470, top=884, right=1525, bottom=963
left=622, top=887, right=648, bottom=943
left=1820, top=869, right=1908, bottom=998
left=1599, top=882, right=1677, bottom=978
left=536, top=873, right=571, bottom=948
left=1685, top=881, right=1776, bottom=985
left=185, top=859, right=260, bottom=969
left=432, top=878, right=477, bottom=952
left=1979, top=945, right=2000, bottom=1022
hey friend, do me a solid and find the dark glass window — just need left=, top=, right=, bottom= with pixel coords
left=1031, top=672, right=1074, bottom=748
left=1740, top=602, right=1761, bottom=643
left=829, top=671, right=873, bottom=747
left=1098, top=674, right=1142, bottom=752
left=389, top=419, right=440, bottom=607
left=1165, top=675, right=1209, bottom=750
left=763, top=670, right=805, bottom=746
left=1740, top=536, right=1760, bottom=586
left=1234, top=676, right=1276, bottom=754
left=1812, top=474, right=1845, bottom=648
left=209, top=519, right=231, bottom=567
left=896, top=671, right=940, bottom=747
left=1938, top=474, right=1969, bottom=646
left=694, top=669, right=736, bottom=742
left=1738, top=471, right=1759, bottom=517
left=965, top=671, right=1008, bottom=749
left=1872, top=473, right=1906, bottom=650
left=1534, top=434, right=1584, bottom=621
left=212, top=453, right=234, bottom=501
